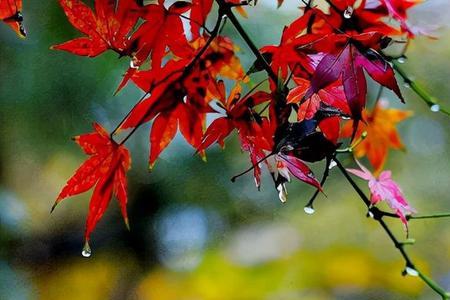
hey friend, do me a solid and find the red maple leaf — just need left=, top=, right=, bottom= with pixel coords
left=115, top=32, right=247, bottom=166
left=365, top=0, right=422, bottom=36
left=116, top=1, right=218, bottom=93
left=118, top=58, right=218, bottom=168
left=0, top=0, right=26, bottom=37
left=328, top=0, right=400, bottom=36
left=53, top=123, right=131, bottom=247
left=199, top=82, right=272, bottom=151
left=304, top=32, right=403, bottom=131
left=129, top=0, right=192, bottom=70
left=287, top=77, right=350, bottom=121
left=287, top=78, right=349, bottom=144
left=190, top=0, right=213, bottom=39
left=199, top=82, right=273, bottom=187
left=260, top=9, right=320, bottom=80
left=52, top=0, right=141, bottom=57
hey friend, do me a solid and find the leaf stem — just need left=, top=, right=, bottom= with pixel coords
left=216, top=0, right=278, bottom=83
left=334, top=157, right=450, bottom=299
left=409, top=213, right=450, bottom=220
left=305, top=157, right=331, bottom=209
left=392, top=61, right=450, bottom=116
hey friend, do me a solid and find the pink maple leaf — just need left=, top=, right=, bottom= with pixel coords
left=347, top=160, right=416, bottom=228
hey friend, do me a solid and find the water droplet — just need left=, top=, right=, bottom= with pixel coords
left=341, top=115, right=351, bottom=120
left=81, top=241, right=92, bottom=258
left=130, top=57, right=139, bottom=69
left=403, top=82, right=410, bottom=89
left=277, top=184, right=287, bottom=203
left=397, top=56, right=406, bottom=64
left=343, top=6, right=353, bottom=19
left=367, top=211, right=374, bottom=218
left=405, top=266, right=419, bottom=277
left=328, top=160, right=337, bottom=170
left=430, top=104, right=440, bottom=112
left=304, top=206, right=315, bottom=215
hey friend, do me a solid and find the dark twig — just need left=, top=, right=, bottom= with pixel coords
left=334, top=157, right=450, bottom=299
left=216, top=0, right=278, bottom=84
left=305, top=156, right=331, bottom=209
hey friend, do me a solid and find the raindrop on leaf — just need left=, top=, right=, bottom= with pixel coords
left=81, top=241, right=92, bottom=258
left=343, top=6, right=353, bottom=19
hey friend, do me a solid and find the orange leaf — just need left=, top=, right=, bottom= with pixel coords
left=342, top=102, right=412, bottom=173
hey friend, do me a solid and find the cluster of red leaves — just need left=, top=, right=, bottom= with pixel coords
left=50, top=0, right=424, bottom=247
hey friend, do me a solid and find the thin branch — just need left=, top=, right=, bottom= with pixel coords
left=305, top=156, right=331, bottom=209
left=216, top=0, right=278, bottom=84
left=231, top=152, right=274, bottom=182
left=380, top=211, right=450, bottom=221
left=409, top=213, right=450, bottom=220
left=110, top=91, right=149, bottom=139
left=334, top=157, right=450, bottom=299
left=393, top=60, right=450, bottom=116
left=323, top=0, right=342, bottom=14
left=170, top=12, right=213, bottom=35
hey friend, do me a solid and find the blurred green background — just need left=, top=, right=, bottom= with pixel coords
left=0, top=1, right=449, bottom=299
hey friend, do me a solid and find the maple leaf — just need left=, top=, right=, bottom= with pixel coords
left=119, top=57, right=220, bottom=168
left=329, top=0, right=400, bottom=36
left=266, top=152, right=322, bottom=203
left=127, top=32, right=238, bottom=94
left=287, top=77, right=350, bottom=122
left=0, top=0, right=26, bottom=37
left=190, top=0, right=213, bottom=39
left=341, top=101, right=412, bottom=173
left=274, top=120, right=337, bottom=163
left=260, top=9, right=320, bottom=80
left=347, top=160, right=415, bottom=228
left=305, top=32, right=403, bottom=132
left=365, top=0, right=423, bottom=36
left=53, top=123, right=131, bottom=247
left=190, top=35, right=247, bottom=82
left=264, top=116, right=349, bottom=202
left=116, top=33, right=247, bottom=166
left=199, top=82, right=272, bottom=151
left=129, top=0, right=192, bottom=70
left=199, top=82, right=273, bottom=187
left=52, top=0, right=141, bottom=57
left=226, top=116, right=333, bottom=194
